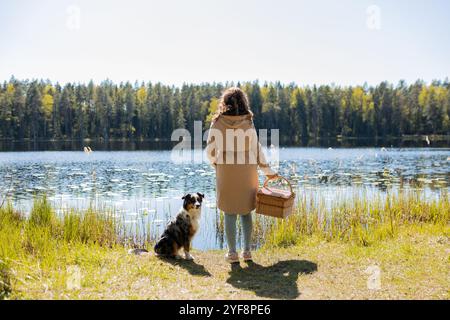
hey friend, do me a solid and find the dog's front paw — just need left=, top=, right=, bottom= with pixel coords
left=185, top=253, right=194, bottom=260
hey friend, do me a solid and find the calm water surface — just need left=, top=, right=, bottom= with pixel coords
left=0, top=147, right=449, bottom=250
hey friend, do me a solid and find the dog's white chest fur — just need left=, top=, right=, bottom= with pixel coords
left=191, top=215, right=200, bottom=234
left=182, top=207, right=201, bottom=234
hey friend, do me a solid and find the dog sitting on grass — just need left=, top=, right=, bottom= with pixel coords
left=154, top=192, right=204, bottom=260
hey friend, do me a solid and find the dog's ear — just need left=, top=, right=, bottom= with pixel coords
left=197, top=192, right=205, bottom=199
left=182, top=194, right=190, bottom=200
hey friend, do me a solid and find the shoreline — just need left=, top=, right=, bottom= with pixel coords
left=0, top=135, right=450, bottom=151
left=1, top=224, right=448, bottom=300
left=1, top=191, right=449, bottom=299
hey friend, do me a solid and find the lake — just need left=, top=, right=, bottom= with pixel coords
left=0, top=147, right=449, bottom=250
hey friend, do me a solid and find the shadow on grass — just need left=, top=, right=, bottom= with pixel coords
left=157, top=256, right=212, bottom=277
left=227, top=260, right=317, bottom=299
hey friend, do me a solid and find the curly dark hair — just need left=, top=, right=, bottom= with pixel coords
left=212, top=87, right=253, bottom=122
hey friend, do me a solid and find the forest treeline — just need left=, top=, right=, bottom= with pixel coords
left=0, top=78, right=449, bottom=144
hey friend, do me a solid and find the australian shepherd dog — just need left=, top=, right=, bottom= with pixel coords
left=154, top=192, right=204, bottom=260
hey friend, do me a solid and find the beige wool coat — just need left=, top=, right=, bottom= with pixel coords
left=206, top=114, right=276, bottom=214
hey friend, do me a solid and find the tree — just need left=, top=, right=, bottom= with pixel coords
left=0, top=78, right=448, bottom=144
left=291, top=89, right=308, bottom=144
left=25, top=81, right=43, bottom=140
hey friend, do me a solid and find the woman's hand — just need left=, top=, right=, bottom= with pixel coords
left=266, top=173, right=279, bottom=179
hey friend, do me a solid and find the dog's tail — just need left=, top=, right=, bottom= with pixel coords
left=128, top=248, right=149, bottom=256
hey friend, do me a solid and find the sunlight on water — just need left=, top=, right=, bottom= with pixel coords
left=0, top=147, right=448, bottom=250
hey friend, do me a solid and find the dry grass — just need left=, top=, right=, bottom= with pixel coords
left=3, top=224, right=448, bottom=300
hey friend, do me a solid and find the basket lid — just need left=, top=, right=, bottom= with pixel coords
left=258, top=187, right=292, bottom=199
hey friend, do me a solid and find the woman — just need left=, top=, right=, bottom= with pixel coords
left=206, top=87, right=277, bottom=263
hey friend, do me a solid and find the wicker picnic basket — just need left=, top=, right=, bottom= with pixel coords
left=256, top=176, right=295, bottom=218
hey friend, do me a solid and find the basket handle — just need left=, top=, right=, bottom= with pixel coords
left=263, top=175, right=294, bottom=196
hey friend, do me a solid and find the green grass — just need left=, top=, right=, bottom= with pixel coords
left=0, top=197, right=121, bottom=299
left=0, top=190, right=448, bottom=300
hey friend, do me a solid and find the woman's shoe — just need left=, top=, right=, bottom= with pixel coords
left=241, top=251, right=252, bottom=262
left=225, top=252, right=239, bottom=263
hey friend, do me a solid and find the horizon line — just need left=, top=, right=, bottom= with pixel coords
left=2, top=75, right=450, bottom=88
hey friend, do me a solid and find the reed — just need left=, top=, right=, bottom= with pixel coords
left=1, top=197, right=118, bottom=259
left=264, top=189, right=449, bottom=248
left=62, top=208, right=118, bottom=246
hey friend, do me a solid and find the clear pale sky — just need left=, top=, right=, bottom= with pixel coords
left=1, top=0, right=449, bottom=86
